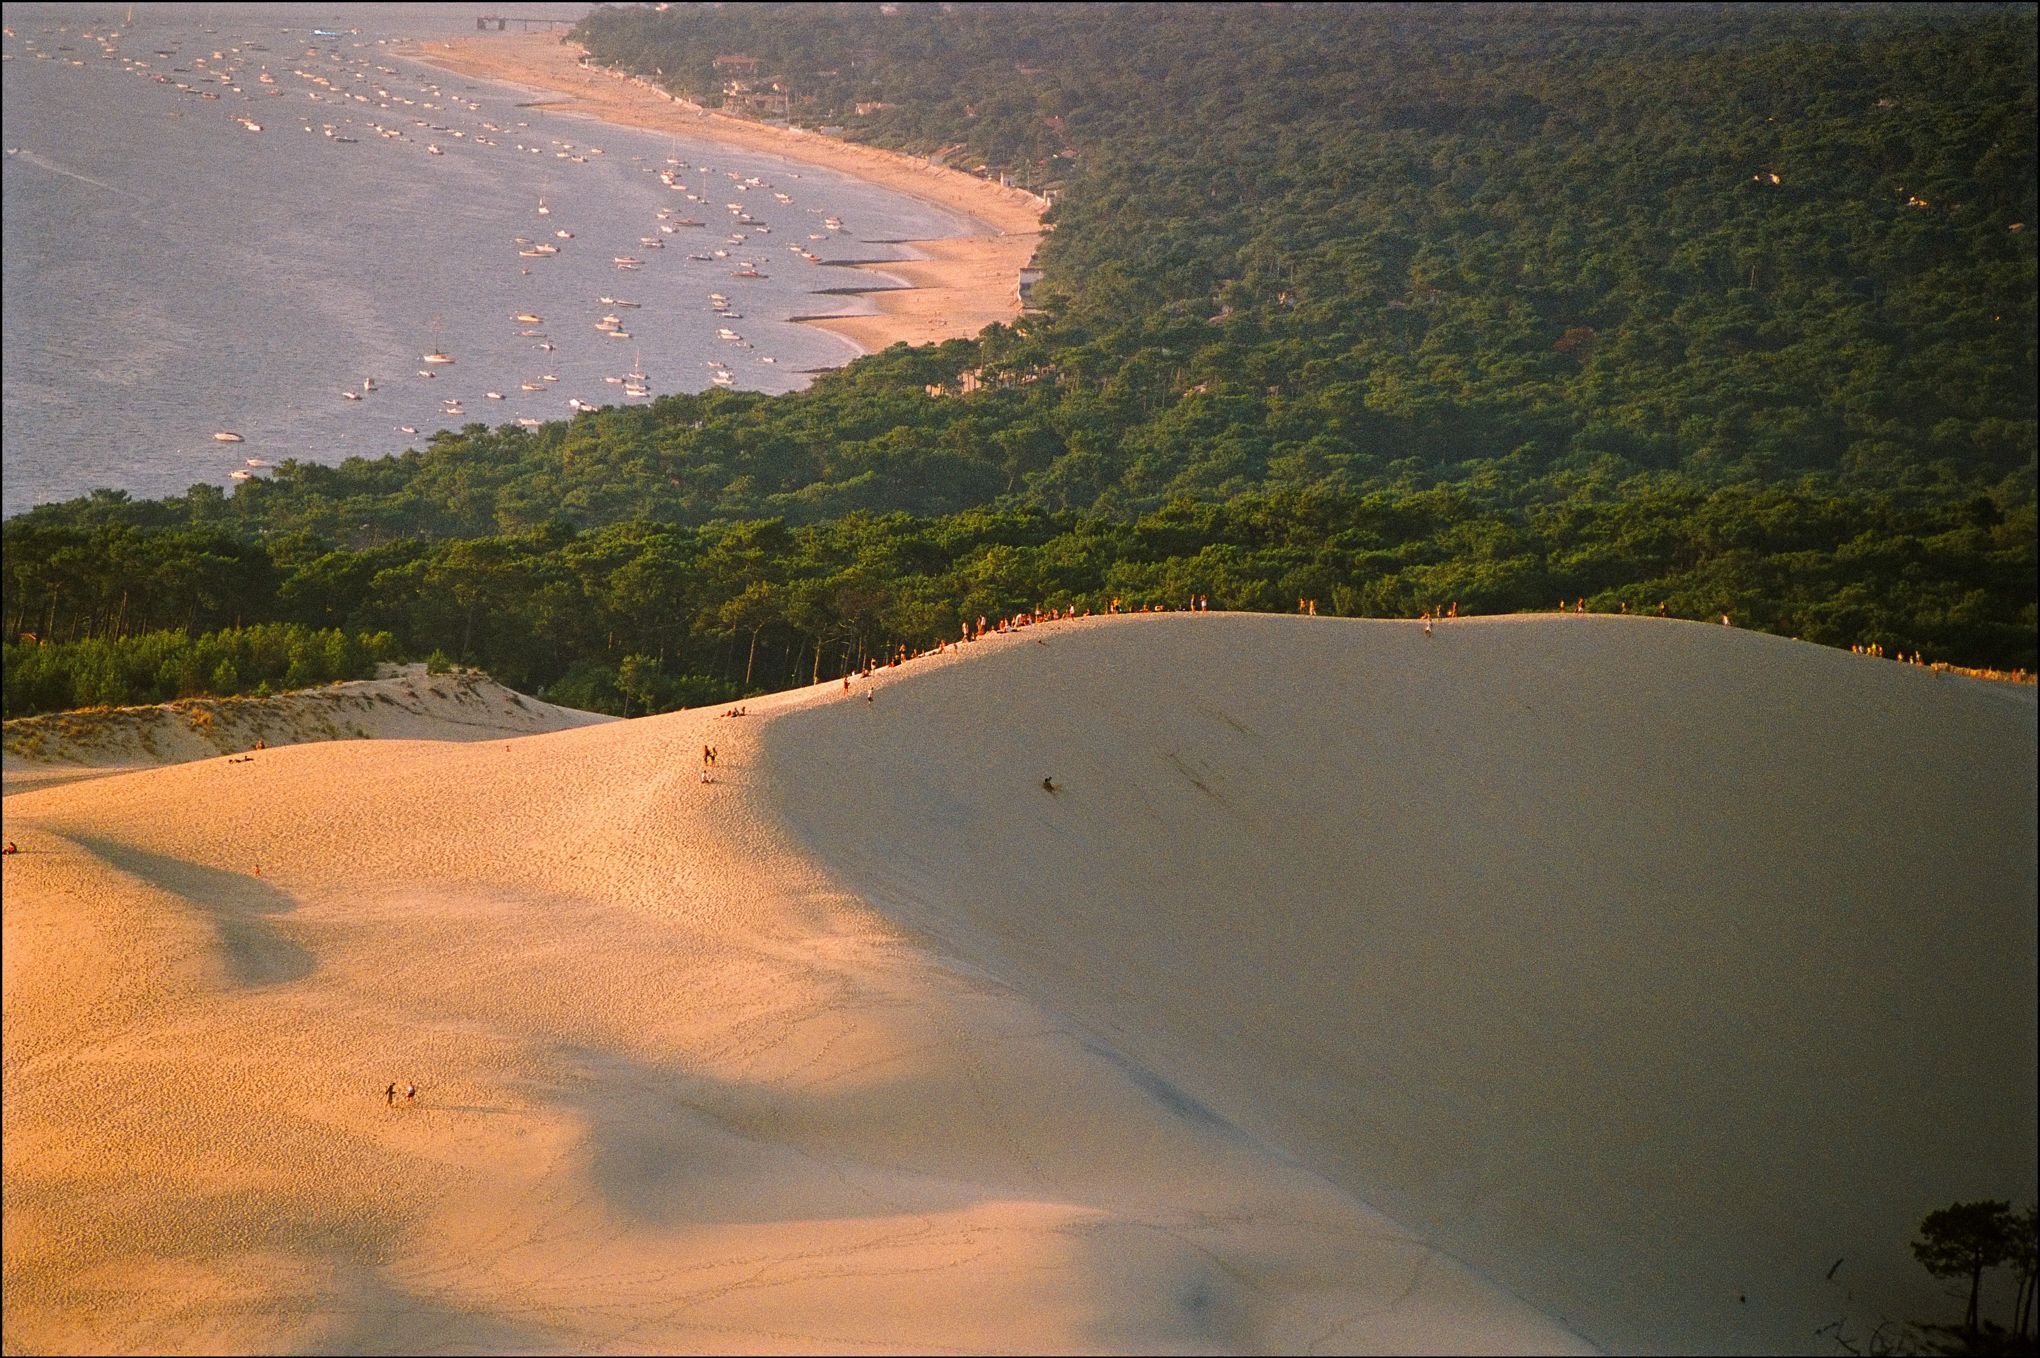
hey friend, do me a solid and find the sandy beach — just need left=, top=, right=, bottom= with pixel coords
left=401, top=33, right=1047, bottom=354
left=5, top=614, right=2033, bottom=1353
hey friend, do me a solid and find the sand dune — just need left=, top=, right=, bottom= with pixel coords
left=4, top=616, right=2032, bottom=1354
left=2, top=665, right=610, bottom=797
left=764, top=615, right=2039, bottom=1353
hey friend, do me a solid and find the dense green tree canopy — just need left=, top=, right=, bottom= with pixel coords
left=4, top=3, right=2034, bottom=716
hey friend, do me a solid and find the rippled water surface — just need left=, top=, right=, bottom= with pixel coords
left=2, top=2, right=968, bottom=514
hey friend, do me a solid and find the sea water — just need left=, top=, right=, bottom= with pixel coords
left=1, top=2, right=971, bottom=515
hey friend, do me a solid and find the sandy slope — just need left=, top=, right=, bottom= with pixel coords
left=3, top=625, right=1584, bottom=1356
left=401, top=33, right=1046, bottom=354
left=760, top=614, right=2039, bottom=1354
left=3, top=616, right=2031, bottom=1354
left=2, top=666, right=611, bottom=797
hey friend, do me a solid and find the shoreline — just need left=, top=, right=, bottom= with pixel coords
left=398, top=33, right=1047, bottom=355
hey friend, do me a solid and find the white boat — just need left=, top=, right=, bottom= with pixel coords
left=398, top=425, right=418, bottom=434
left=362, top=377, right=377, bottom=392
left=517, top=417, right=542, bottom=428
left=521, top=381, right=545, bottom=391
left=554, top=229, right=572, bottom=239
left=229, top=469, right=253, bottom=480
left=342, top=390, right=361, bottom=400
left=421, top=352, right=454, bottom=364
left=536, top=197, right=549, bottom=215
left=245, top=458, right=272, bottom=467
left=514, top=312, right=542, bottom=323
left=486, top=391, right=503, bottom=400
left=212, top=431, right=244, bottom=442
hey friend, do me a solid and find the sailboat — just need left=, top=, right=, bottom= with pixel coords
left=536, top=196, right=550, bottom=216
left=124, top=4, right=134, bottom=28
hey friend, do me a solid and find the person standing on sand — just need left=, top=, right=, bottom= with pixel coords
left=404, top=1082, right=417, bottom=1105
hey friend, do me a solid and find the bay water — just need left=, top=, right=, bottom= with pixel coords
left=2, top=2, right=969, bottom=515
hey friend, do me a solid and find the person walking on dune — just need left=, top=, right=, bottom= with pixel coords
left=404, top=1082, right=417, bottom=1106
